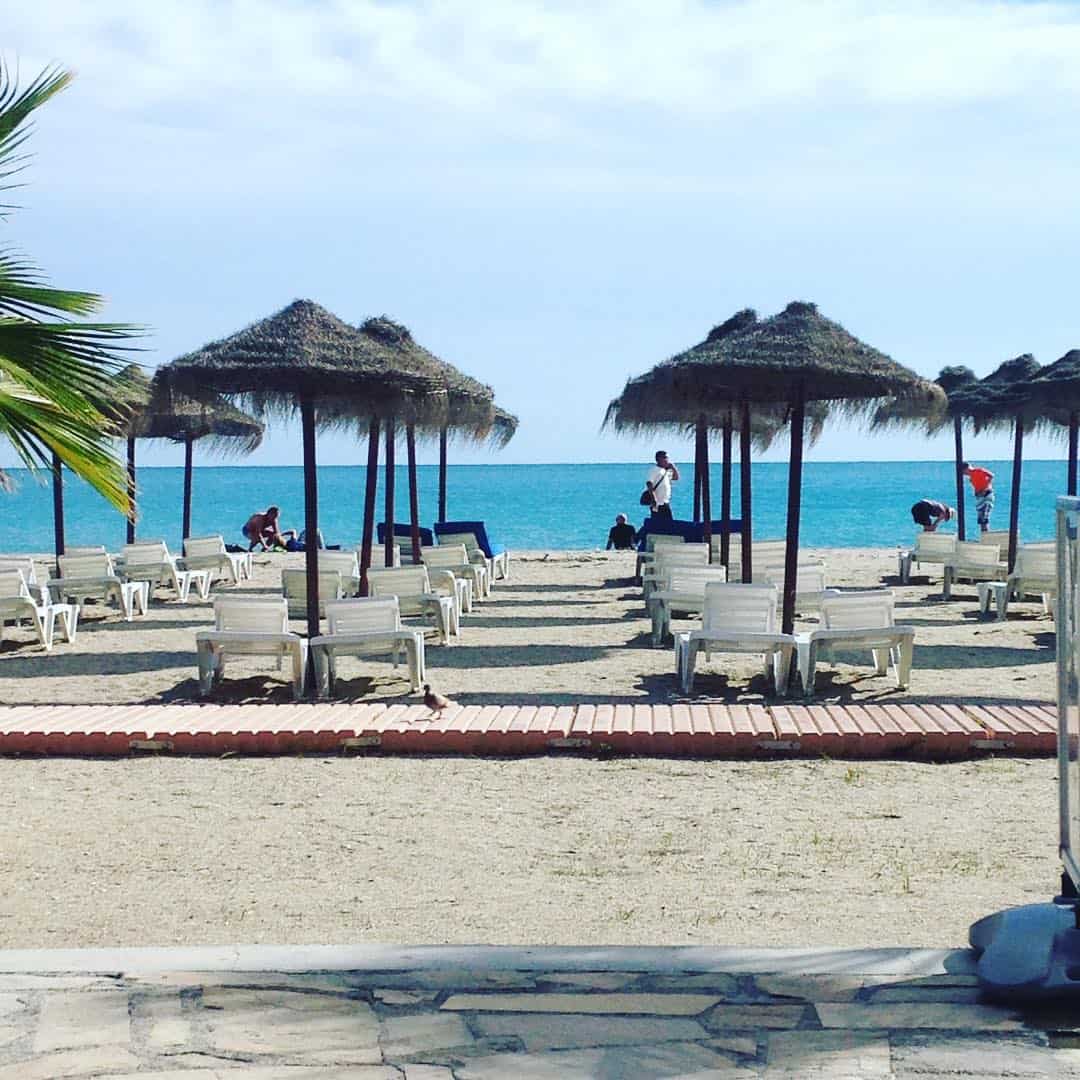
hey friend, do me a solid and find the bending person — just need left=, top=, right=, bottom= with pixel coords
left=911, top=499, right=955, bottom=532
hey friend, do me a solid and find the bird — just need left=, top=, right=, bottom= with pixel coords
left=422, top=683, right=454, bottom=719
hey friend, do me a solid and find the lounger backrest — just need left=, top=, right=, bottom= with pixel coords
left=184, top=535, right=226, bottom=558
left=980, top=530, right=1011, bottom=549
left=821, top=589, right=894, bottom=630
left=319, top=551, right=361, bottom=578
left=59, top=552, right=114, bottom=577
left=281, top=569, right=343, bottom=607
left=214, top=596, right=289, bottom=632
left=367, top=566, right=431, bottom=597
left=953, top=541, right=1001, bottom=569
left=64, top=546, right=106, bottom=557
left=1013, top=544, right=1056, bottom=581
left=756, top=562, right=826, bottom=589
left=914, top=533, right=957, bottom=560
left=325, top=597, right=400, bottom=635
left=123, top=542, right=171, bottom=567
left=646, top=534, right=685, bottom=553
left=664, top=565, right=728, bottom=594
left=423, top=544, right=469, bottom=569
left=0, top=558, right=37, bottom=585
left=701, top=582, right=778, bottom=634
left=653, top=544, right=709, bottom=568
left=0, top=569, right=30, bottom=600
left=437, top=532, right=482, bottom=556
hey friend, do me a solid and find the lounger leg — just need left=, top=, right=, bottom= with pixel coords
left=898, top=638, right=913, bottom=689
left=291, top=645, right=306, bottom=701
left=776, top=646, right=793, bottom=697
left=197, top=642, right=215, bottom=695
left=681, top=641, right=698, bottom=693
left=872, top=648, right=888, bottom=676
left=414, top=634, right=426, bottom=687
left=649, top=601, right=663, bottom=648
left=899, top=551, right=912, bottom=584
left=942, top=566, right=954, bottom=600
left=32, top=610, right=50, bottom=650
left=800, top=642, right=816, bottom=700
left=313, top=648, right=330, bottom=699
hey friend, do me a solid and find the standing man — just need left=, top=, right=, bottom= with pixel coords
left=645, top=450, right=679, bottom=519
left=963, top=461, right=995, bottom=533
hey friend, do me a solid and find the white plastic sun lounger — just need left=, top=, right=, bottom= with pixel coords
left=121, top=541, right=209, bottom=601
left=795, top=589, right=914, bottom=698
left=756, top=562, right=828, bottom=614
left=423, top=543, right=488, bottom=604
left=367, top=566, right=458, bottom=644
left=0, top=570, right=78, bottom=651
left=196, top=596, right=307, bottom=700
left=980, top=543, right=1057, bottom=620
left=51, top=552, right=148, bottom=620
left=181, top=535, right=252, bottom=585
left=311, top=597, right=426, bottom=696
left=898, top=532, right=957, bottom=584
left=647, top=564, right=729, bottom=646
left=678, top=582, right=796, bottom=696
left=438, top=531, right=509, bottom=582
left=281, top=569, right=344, bottom=620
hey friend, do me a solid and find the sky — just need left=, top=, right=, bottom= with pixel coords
left=3, top=0, right=1079, bottom=468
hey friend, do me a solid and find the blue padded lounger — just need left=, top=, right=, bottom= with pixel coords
left=434, top=520, right=510, bottom=580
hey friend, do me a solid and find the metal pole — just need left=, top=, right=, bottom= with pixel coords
left=1008, top=416, right=1023, bottom=573
left=954, top=416, right=966, bottom=541
left=406, top=422, right=422, bottom=565
left=300, top=399, right=321, bottom=650
left=359, top=416, right=380, bottom=596
left=1069, top=413, right=1078, bottom=498
left=781, top=387, right=806, bottom=637
left=740, top=401, right=753, bottom=584
left=720, top=414, right=732, bottom=570
left=51, top=450, right=64, bottom=575
left=384, top=418, right=396, bottom=567
left=182, top=434, right=194, bottom=544
left=126, top=436, right=136, bottom=545
left=699, top=416, right=712, bottom=560
left=438, top=424, right=448, bottom=523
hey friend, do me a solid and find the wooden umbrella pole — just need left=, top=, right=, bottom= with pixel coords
left=126, top=436, right=136, bottom=545
left=182, top=434, right=194, bottom=545
left=51, top=449, right=65, bottom=574
left=740, top=401, right=753, bottom=584
left=692, top=430, right=702, bottom=523
left=1069, top=412, right=1079, bottom=498
left=359, top=416, right=380, bottom=596
left=699, top=416, right=712, bottom=560
left=781, top=386, right=807, bottom=637
left=438, top=424, right=448, bottom=523
left=720, top=414, right=732, bottom=570
left=406, top=422, right=422, bottom=565
left=300, top=398, right=321, bottom=659
left=954, top=416, right=966, bottom=541
left=1008, top=416, right=1024, bottom=573
left=384, top=418, right=396, bottom=567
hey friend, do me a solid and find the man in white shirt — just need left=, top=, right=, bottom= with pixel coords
left=645, top=450, right=680, bottom=518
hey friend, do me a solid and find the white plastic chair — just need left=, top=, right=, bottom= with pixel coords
left=679, top=582, right=796, bottom=695
left=943, top=541, right=1005, bottom=599
left=310, top=597, right=426, bottom=695
left=317, top=551, right=362, bottom=596
left=647, top=564, right=728, bottom=646
left=51, top=552, right=148, bottom=620
left=0, top=570, right=78, bottom=651
left=281, top=568, right=344, bottom=620
left=983, top=544, right=1057, bottom=620
left=796, top=589, right=914, bottom=698
left=898, top=532, right=957, bottom=583
left=196, top=596, right=307, bottom=699
left=423, top=543, right=488, bottom=604
left=367, top=566, right=458, bottom=644
left=182, top=535, right=252, bottom=585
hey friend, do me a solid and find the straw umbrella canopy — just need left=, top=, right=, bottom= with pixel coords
left=872, top=366, right=977, bottom=539
left=1027, top=350, right=1080, bottom=496
left=136, top=370, right=264, bottom=543
left=661, top=301, right=943, bottom=635
left=946, top=354, right=1059, bottom=570
left=160, top=299, right=446, bottom=651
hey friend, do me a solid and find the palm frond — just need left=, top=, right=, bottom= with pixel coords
left=0, top=63, right=72, bottom=208
left=0, top=248, right=103, bottom=319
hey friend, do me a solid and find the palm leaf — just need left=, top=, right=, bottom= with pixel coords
left=0, top=249, right=103, bottom=319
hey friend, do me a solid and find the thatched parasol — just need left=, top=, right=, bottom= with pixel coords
left=1027, top=349, right=1080, bottom=496
left=667, top=301, right=942, bottom=635
left=161, top=299, right=445, bottom=652
left=98, top=364, right=152, bottom=546
left=872, top=366, right=978, bottom=539
left=947, top=355, right=1057, bottom=570
left=137, top=370, right=264, bottom=542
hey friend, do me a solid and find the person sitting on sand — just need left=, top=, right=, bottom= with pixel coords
left=606, top=513, right=637, bottom=550
left=910, top=499, right=955, bottom=532
left=242, top=506, right=298, bottom=551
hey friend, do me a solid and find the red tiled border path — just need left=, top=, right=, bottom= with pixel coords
left=0, top=702, right=1056, bottom=758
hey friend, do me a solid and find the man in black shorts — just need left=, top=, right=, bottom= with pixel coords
left=910, top=499, right=955, bottom=532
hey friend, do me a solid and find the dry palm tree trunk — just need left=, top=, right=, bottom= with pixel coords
left=406, top=423, right=422, bottom=565
left=384, top=419, right=396, bottom=567
left=359, top=417, right=380, bottom=596
left=720, top=414, right=732, bottom=569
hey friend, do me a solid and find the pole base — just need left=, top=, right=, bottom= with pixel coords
left=970, top=902, right=1080, bottom=1001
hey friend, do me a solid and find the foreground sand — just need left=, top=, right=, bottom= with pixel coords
left=0, top=755, right=1057, bottom=949
left=0, top=547, right=1055, bottom=704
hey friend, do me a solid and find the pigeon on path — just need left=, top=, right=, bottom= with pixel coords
left=422, top=684, right=454, bottom=720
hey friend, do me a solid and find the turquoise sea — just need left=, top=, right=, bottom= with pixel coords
left=0, top=460, right=1067, bottom=554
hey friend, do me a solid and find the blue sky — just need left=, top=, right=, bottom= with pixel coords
left=4, top=0, right=1079, bottom=468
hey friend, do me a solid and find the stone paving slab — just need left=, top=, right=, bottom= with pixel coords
left=0, top=701, right=1056, bottom=759
left=0, top=943, right=1072, bottom=1077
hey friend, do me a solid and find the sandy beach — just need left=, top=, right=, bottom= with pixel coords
left=0, top=546, right=1056, bottom=706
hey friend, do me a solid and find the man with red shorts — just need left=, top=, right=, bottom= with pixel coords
left=963, top=462, right=995, bottom=533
